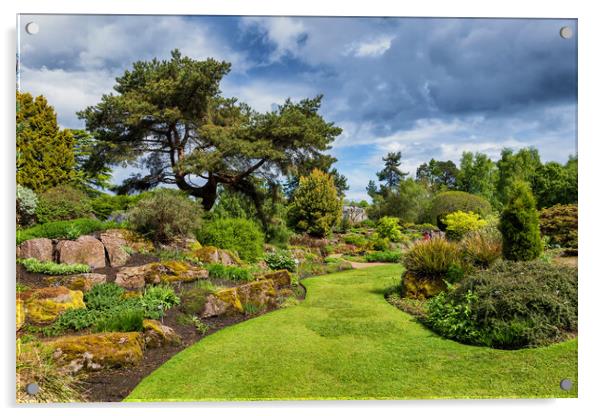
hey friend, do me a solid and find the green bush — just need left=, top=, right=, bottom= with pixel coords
left=127, top=189, right=203, bottom=244
left=17, top=218, right=120, bottom=244
left=17, top=185, right=38, bottom=226
left=499, top=181, right=543, bottom=261
left=264, top=250, right=297, bottom=272
left=196, top=218, right=264, bottom=262
left=429, top=191, right=492, bottom=229
left=343, top=233, right=368, bottom=247
left=18, top=258, right=90, bottom=275
left=288, top=169, right=342, bottom=237
left=364, top=250, right=402, bottom=263
left=140, top=285, right=181, bottom=318
left=425, top=260, right=577, bottom=349
left=461, top=228, right=502, bottom=268
left=206, top=263, right=254, bottom=282
left=90, top=193, right=143, bottom=220
left=442, top=211, right=486, bottom=241
left=93, top=308, right=144, bottom=332
left=539, top=204, right=578, bottom=252
left=403, top=237, right=462, bottom=279
left=376, top=216, right=402, bottom=242
left=84, top=283, right=125, bottom=310
left=35, top=185, right=93, bottom=224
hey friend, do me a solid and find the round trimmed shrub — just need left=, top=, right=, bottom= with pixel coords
left=442, top=211, right=486, bottom=241
left=429, top=191, right=492, bottom=229
left=376, top=216, right=402, bottom=242
left=426, top=260, right=577, bottom=349
left=127, top=189, right=203, bottom=244
left=499, top=181, right=543, bottom=261
left=539, top=204, right=578, bottom=252
left=35, top=185, right=93, bottom=224
left=196, top=218, right=264, bottom=262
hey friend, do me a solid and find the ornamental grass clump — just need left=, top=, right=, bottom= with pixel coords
left=403, top=236, right=462, bottom=279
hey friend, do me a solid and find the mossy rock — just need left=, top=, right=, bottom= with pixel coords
left=16, top=299, right=25, bottom=331
left=45, top=273, right=107, bottom=292
left=18, top=286, right=85, bottom=324
left=401, top=271, right=447, bottom=300
left=202, top=279, right=278, bottom=318
left=189, top=245, right=240, bottom=266
left=262, top=270, right=292, bottom=289
left=47, top=332, right=144, bottom=373
left=143, top=319, right=181, bottom=348
left=214, top=287, right=243, bottom=313
left=118, top=229, right=154, bottom=253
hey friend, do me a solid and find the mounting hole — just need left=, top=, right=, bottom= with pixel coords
left=559, top=26, right=573, bottom=39
left=25, top=22, right=39, bottom=35
left=26, top=383, right=39, bottom=395
left=560, top=378, right=573, bottom=391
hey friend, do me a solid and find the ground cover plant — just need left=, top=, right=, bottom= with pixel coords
left=18, top=258, right=91, bottom=275
left=364, top=250, right=402, bottom=263
left=205, top=264, right=255, bottom=282
left=127, top=265, right=577, bottom=401
left=196, top=218, right=264, bottom=262
left=17, top=218, right=121, bottom=244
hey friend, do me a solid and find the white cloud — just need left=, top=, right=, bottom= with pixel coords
left=345, top=36, right=394, bottom=58
left=241, top=17, right=306, bottom=62
left=221, top=79, right=317, bottom=113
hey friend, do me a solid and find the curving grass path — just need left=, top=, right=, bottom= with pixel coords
left=127, top=265, right=577, bottom=401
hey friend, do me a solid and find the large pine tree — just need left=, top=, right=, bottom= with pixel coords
left=16, top=92, right=76, bottom=192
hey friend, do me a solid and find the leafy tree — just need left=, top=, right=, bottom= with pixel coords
left=429, top=191, right=492, bottom=229
left=416, top=159, right=459, bottom=191
left=78, top=50, right=342, bottom=228
left=532, top=157, right=578, bottom=208
left=376, top=152, right=408, bottom=190
left=456, top=152, right=497, bottom=205
left=70, top=130, right=113, bottom=195
left=289, top=169, right=342, bottom=237
left=16, top=92, right=76, bottom=192
left=499, top=181, right=543, bottom=261
left=368, top=178, right=431, bottom=223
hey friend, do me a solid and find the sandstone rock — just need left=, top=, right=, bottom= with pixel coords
left=45, top=273, right=107, bottom=292
left=401, top=271, right=447, bottom=299
left=99, top=230, right=130, bottom=267
left=201, top=279, right=278, bottom=318
left=57, top=236, right=106, bottom=269
left=262, top=270, right=292, bottom=289
left=142, top=319, right=181, bottom=348
left=18, top=286, right=85, bottom=324
left=115, top=266, right=147, bottom=290
left=47, top=332, right=143, bottom=373
left=16, top=299, right=25, bottom=331
left=16, top=238, right=54, bottom=262
left=118, top=229, right=154, bottom=253
left=115, top=261, right=208, bottom=289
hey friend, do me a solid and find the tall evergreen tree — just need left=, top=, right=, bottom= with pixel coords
left=16, top=92, right=76, bottom=192
left=376, top=152, right=408, bottom=189
left=499, top=180, right=543, bottom=261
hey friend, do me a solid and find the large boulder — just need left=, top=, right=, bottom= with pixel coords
left=262, top=270, right=292, bottom=289
left=401, top=271, right=447, bottom=299
left=16, top=238, right=54, bottom=262
left=18, top=286, right=85, bottom=324
left=99, top=229, right=130, bottom=267
left=115, top=261, right=208, bottom=290
left=142, top=319, right=181, bottom=348
left=47, top=332, right=144, bottom=373
left=118, top=229, right=154, bottom=253
left=45, top=273, right=107, bottom=292
left=56, top=236, right=106, bottom=269
left=201, top=279, right=277, bottom=318
left=190, top=246, right=239, bottom=266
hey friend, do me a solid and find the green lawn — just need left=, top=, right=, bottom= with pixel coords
left=126, top=265, right=577, bottom=401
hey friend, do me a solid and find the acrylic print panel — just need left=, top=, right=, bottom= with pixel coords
left=16, top=14, right=578, bottom=403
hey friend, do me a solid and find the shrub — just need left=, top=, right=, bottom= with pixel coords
left=461, top=228, right=502, bottom=268
left=343, top=233, right=368, bottom=247
left=426, top=260, right=577, bottom=349
left=17, top=218, right=120, bottom=244
left=127, top=189, right=203, bottom=244
left=84, top=283, right=125, bottom=310
left=35, top=185, right=93, bottom=224
left=539, top=204, right=578, bottom=252
left=206, top=263, right=254, bottom=282
left=288, top=169, right=342, bottom=237
left=140, top=284, right=181, bottom=318
left=429, top=191, right=492, bottom=229
left=90, top=193, right=142, bottom=220
left=364, top=250, right=402, bottom=263
left=403, top=236, right=462, bottom=279
left=442, top=211, right=486, bottom=240
left=499, top=181, right=543, bottom=261
left=376, top=216, right=402, bottom=242
left=196, top=218, right=264, bottom=262
left=18, top=258, right=90, bottom=275
left=370, top=234, right=391, bottom=251
left=264, top=250, right=297, bottom=272
left=16, top=185, right=38, bottom=226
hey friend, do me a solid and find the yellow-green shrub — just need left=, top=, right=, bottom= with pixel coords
left=442, top=211, right=486, bottom=240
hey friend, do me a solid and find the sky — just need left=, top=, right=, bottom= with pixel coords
left=18, top=15, right=577, bottom=201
